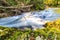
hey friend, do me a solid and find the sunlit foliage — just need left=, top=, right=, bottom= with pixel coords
left=54, top=8, right=60, bottom=14
left=44, top=0, right=53, bottom=5
left=45, top=18, right=60, bottom=29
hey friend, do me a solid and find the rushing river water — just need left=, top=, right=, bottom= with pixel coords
left=0, top=8, right=60, bottom=29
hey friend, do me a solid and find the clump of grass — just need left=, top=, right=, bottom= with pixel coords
left=54, top=8, right=60, bottom=14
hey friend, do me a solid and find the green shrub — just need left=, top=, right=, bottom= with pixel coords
left=6, top=0, right=17, bottom=6
left=31, top=0, right=45, bottom=10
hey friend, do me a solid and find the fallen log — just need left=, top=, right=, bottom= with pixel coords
left=0, top=4, right=33, bottom=9
left=0, top=4, right=33, bottom=17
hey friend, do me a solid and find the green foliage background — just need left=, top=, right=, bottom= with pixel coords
left=4, top=0, right=60, bottom=10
